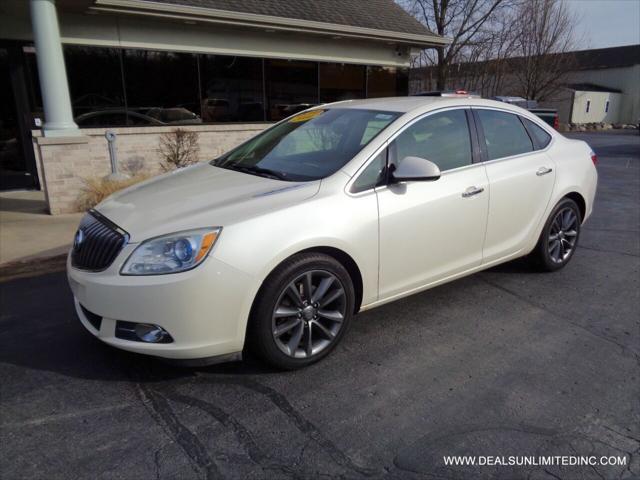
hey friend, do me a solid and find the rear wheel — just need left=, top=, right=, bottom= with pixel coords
left=531, top=198, right=581, bottom=271
left=248, top=253, right=354, bottom=370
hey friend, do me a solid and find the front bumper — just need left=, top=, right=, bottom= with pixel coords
left=67, top=246, right=255, bottom=360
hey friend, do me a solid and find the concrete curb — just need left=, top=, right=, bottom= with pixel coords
left=0, top=254, right=68, bottom=283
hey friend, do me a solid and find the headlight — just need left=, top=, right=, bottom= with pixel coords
left=121, top=227, right=221, bottom=275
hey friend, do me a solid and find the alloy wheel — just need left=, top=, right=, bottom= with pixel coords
left=271, top=270, right=347, bottom=359
left=548, top=207, right=578, bottom=264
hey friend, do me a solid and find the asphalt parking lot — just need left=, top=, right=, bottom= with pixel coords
left=1, top=131, right=638, bottom=480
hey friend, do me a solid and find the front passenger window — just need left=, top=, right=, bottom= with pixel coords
left=390, top=109, right=473, bottom=172
left=351, top=149, right=387, bottom=193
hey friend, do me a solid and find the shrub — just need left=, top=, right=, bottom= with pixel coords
left=158, top=128, right=200, bottom=171
left=77, top=174, right=150, bottom=211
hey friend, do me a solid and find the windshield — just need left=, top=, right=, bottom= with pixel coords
left=212, top=108, right=400, bottom=181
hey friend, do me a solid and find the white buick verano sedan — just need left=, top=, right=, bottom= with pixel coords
left=67, top=97, right=598, bottom=369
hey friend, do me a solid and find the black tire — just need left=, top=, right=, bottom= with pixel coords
left=531, top=197, right=582, bottom=272
left=247, top=253, right=355, bottom=370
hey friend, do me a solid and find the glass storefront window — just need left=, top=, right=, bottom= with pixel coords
left=23, top=47, right=43, bottom=121
left=123, top=49, right=201, bottom=126
left=367, top=66, right=409, bottom=98
left=200, top=55, right=264, bottom=122
left=265, top=59, right=318, bottom=121
left=64, top=46, right=125, bottom=126
left=59, top=45, right=410, bottom=128
left=319, top=63, right=365, bottom=103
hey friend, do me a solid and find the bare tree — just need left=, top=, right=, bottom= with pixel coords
left=158, top=128, right=200, bottom=172
left=451, top=14, right=518, bottom=97
left=509, top=0, right=580, bottom=100
left=400, top=0, right=514, bottom=90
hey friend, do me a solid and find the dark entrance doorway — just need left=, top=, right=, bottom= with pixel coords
left=0, top=45, right=39, bottom=190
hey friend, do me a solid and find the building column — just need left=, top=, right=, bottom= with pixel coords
left=30, top=0, right=80, bottom=137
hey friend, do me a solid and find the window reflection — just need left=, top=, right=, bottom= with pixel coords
left=123, top=49, right=201, bottom=126
left=391, top=110, right=472, bottom=171
left=64, top=46, right=125, bottom=125
left=200, top=55, right=264, bottom=122
left=58, top=45, right=410, bottom=128
left=319, top=63, right=365, bottom=103
left=23, top=47, right=43, bottom=121
left=367, top=66, right=408, bottom=98
left=266, top=59, right=318, bottom=121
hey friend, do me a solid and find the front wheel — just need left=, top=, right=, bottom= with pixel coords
left=531, top=198, right=582, bottom=271
left=247, top=253, right=355, bottom=370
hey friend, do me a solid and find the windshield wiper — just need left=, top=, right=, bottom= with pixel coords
left=225, top=165, right=289, bottom=181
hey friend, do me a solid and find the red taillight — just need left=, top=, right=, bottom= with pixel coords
left=553, top=113, right=559, bottom=130
left=455, top=89, right=468, bottom=95
left=590, top=151, right=597, bottom=166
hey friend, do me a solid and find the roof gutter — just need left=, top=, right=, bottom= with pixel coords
left=91, top=0, right=451, bottom=47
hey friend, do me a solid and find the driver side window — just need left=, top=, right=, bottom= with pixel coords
left=390, top=109, right=473, bottom=172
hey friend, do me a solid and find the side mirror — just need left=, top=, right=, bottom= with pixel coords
left=391, top=156, right=441, bottom=182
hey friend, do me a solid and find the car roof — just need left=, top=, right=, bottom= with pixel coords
left=324, top=96, right=526, bottom=115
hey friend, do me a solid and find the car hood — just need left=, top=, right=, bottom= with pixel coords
left=96, top=163, right=320, bottom=242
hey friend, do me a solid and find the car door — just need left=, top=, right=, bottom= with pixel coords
left=473, top=108, right=556, bottom=263
left=375, top=108, right=489, bottom=299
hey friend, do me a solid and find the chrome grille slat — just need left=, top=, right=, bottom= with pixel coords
left=98, top=231, right=120, bottom=267
left=82, top=223, right=101, bottom=266
left=91, top=225, right=109, bottom=266
left=84, top=223, right=105, bottom=266
left=105, top=234, right=124, bottom=264
left=71, top=212, right=128, bottom=271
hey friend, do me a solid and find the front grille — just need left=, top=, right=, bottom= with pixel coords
left=71, top=211, right=128, bottom=271
left=80, top=304, right=102, bottom=331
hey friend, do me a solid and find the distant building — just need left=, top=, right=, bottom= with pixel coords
left=410, top=44, right=640, bottom=125
left=0, top=0, right=446, bottom=213
left=544, top=46, right=639, bottom=125
left=548, top=83, right=623, bottom=125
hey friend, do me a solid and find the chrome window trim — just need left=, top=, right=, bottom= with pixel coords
left=470, top=106, right=556, bottom=161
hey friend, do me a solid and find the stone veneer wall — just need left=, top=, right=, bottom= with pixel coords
left=32, top=123, right=270, bottom=214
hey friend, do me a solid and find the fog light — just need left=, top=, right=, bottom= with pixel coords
left=135, top=324, right=171, bottom=343
left=115, top=321, right=173, bottom=343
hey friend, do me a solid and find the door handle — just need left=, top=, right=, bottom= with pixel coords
left=462, top=186, right=484, bottom=198
left=536, top=167, right=553, bottom=176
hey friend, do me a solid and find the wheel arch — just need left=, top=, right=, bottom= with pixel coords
left=563, top=191, right=586, bottom=223
left=526, top=188, right=589, bottom=257
left=249, top=246, right=364, bottom=323
left=296, top=246, right=364, bottom=314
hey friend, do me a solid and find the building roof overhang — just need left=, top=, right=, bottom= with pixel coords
left=89, top=0, right=450, bottom=48
left=565, top=83, right=623, bottom=94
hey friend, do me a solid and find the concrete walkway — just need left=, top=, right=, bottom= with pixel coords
left=0, top=190, right=82, bottom=266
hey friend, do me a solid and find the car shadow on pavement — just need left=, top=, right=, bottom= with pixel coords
left=0, top=254, right=544, bottom=384
left=0, top=271, right=279, bottom=384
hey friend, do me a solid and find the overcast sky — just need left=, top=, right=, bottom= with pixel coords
left=563, top=0, right=640, bottom=49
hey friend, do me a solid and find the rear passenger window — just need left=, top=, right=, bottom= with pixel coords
left=390, top=109, right=473, bottom=172
left=522, top=117, right=552, bottom=149
left=477, top=110, right=533, bottom=160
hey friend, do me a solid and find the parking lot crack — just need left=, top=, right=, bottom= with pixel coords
left=602, top=425, right=640, bottom=444
left=153, top=444, right=165, bottom=480
left=165, top=389, right=300, bottom=477
left=480, top=277, right=639, bottom=358
left=197, top=376, right=379, bottom=477
left=542, top=468, right=563, bottom=480
left=135, top=383, right=220, bottom=479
